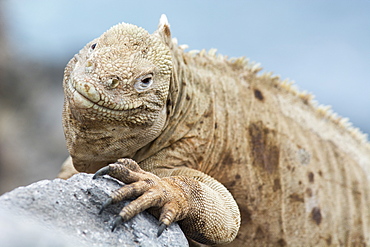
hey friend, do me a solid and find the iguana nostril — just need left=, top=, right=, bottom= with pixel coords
left=108, top=78, right=120, bottom=89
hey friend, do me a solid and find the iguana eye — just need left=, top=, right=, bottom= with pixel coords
left=135, top=74, right=153, bottom=91
left=90, top=43, right=97, bottom=50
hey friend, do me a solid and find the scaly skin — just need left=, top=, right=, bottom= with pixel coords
left=61, top=15, right=370, bottom=246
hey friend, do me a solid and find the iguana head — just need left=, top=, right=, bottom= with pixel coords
left=63, top=15, right=173, bottom=126
left=63, top=16, right=174, bottom=171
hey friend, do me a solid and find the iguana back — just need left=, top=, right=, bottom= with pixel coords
left=161, top=48, right=370, bottom=245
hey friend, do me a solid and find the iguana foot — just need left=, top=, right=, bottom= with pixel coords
left=93, top=158, right=190, bottom=236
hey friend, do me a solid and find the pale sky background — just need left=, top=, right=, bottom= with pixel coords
left=3, top=0, right=370, bottom=136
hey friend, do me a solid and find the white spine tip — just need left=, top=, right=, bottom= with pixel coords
left=159, top=14, right=169, bottom=27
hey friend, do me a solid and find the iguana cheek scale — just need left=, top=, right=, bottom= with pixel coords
left=60, top=14, right=370, bottom=246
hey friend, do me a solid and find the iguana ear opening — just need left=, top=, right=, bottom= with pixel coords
left=154, top=14, right=172, bottom=48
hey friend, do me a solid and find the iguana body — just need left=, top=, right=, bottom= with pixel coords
left=61, top=15, right=370, bottom=246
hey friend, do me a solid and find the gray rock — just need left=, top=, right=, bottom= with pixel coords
left=0, top=173, right=188, bottom=247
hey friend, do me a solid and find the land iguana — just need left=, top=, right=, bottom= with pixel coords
left=60, top=15, right=370, bottom=246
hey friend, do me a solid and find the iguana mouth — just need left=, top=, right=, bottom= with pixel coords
left=66, top=79, right=142, bottom=112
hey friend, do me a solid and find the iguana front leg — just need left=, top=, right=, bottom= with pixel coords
left=93, top=158, right=240, bottom=245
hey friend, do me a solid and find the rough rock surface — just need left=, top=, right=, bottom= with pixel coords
left=0, top=173, right=188, bottom=247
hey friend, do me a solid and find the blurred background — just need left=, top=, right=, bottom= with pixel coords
left=0, top=0, right=369, bottom=194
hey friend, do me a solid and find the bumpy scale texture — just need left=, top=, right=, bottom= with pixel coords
left=61, top=15, right=370, bottom=246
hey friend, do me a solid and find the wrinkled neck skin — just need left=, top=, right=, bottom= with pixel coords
left=63, top=92, right=169, bottom=173
left=133, top=48, right=194, bottom=163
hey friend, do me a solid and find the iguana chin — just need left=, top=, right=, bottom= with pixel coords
left=60, top=15, right=370, bottom=246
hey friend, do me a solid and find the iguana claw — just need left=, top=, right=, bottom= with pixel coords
left=93, top=166, right=110, bottom=179
left=98, top=197, right=113, bottom=215
left=111, top=215, right=123, bottom=232
left=157, top=222, right=168, bottom=237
